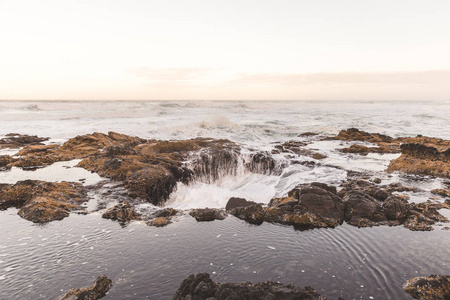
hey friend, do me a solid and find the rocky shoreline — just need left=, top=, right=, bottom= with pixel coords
left=1, top=129, right=449, bottom=299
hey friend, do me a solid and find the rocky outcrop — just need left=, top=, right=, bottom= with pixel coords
left=0, top=180, right=87, bottom=223
left=404, top=201, right=450, bottom=231
left=60, top=275, right=112, bottom=300
left=404, top=275, right=450, bottom=300
left=388, top=143, right=450, bottom=178
left=172, top=273, right=324, bottom=300
left=334, top=128, right=393, bottom=143
left=0, top=133, right=49, bottom=149
left=229, top=181, right=448, bottom=231
left=148, top=217, right=172, bottom=227
left=339, top=144, right=398, bottom=155
left=102, top=202, right=141, bottom=225
left=190, top=208, right=227, bottom=222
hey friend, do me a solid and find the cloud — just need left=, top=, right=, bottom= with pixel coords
left=230, top=70, right=450, bottom=87
left=130, top=67, right=212, bottom=82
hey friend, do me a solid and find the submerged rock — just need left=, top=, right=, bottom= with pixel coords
left=404, top=275, right=450, bottom=300
left=190, top=208, right=227, bottom=222
left=102, top=201, right=141, bottom=225
left=60, top=275, right=112, bottom=300
left=172, top=273, right=324, bottom=300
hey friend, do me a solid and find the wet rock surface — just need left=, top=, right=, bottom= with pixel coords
left=172, top=273, right=324, bottom=300
left=230, top=181, right=449, bottom=231
left=190, top=208, right=227, bottom=222
left=0, top=133, right=49, bottom=149
left=404, top=275, right=450, bottom=300
left=102, top=201, right=142, bottom=225
left=0, top=180, right=87, bottom=222
left=59, top=275, right=112, bottom=300
left=225, top=197, right=258, bottom=210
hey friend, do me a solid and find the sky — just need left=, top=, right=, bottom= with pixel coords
left=1, top=0, right=450, bottom=100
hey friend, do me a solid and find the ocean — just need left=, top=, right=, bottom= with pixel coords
left=0, top=100, right=449, bottom=299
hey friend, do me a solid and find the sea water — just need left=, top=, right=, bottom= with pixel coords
left=0, top=100, right=449, bottom=299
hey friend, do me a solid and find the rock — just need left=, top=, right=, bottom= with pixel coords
left=298, top=132, right=318, bottom=137
left=334, top=128, right=393, bottom=143
left=0, top=134, right=49, bottom=149
left=225, top=197, right=257, bottom=211
left=230, top=204, right=265, bottom=225
left=431, top=189, right=450, bottom=198
left=344, top=191, right=386, bottom=226
left=153, top=208, right=179, bottom=218
left=404, top=275, right=450, bottom=300
left=60, top=275, right=112, bottom=300
left=18, top=196, right=74, bottom=223
left=147, top=217, right=172, bottom=227
left=404, top=201, right=450, bottom=231
left=190, top=208, right=227, bottom=222
left=0, top=180, right=86, bottom=222
left=172, top=273, right=324, bottom=300
left=383, top=196, right=409, bottom=220
left=339, top=144, right=398, bottom=154
left=246, top=152, right=278, bottom=174
left=388, top=143, right=450, bottom=179
left=102, top=202, right=141, bottom=225
left=373, top=178, right=382, bottom=184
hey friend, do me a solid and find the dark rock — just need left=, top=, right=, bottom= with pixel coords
left=0, top=134, right=49, bottom=149
left=190, top=208, right=227, bottom=222
left=225, top=197, right=257, bottom=211
left=431, top=189, right=450, bottom=198
left=247, top=152, right=277, bottom=174
left=343, top=191, right=386, bottom=226
left=153, top=208, right=179, bottom=218
left=373, top=178, right=382, bottom=184
left=404, top=201, right=450, bottom=231
left=230, top=204, right=265, bottom=225
left=172, top=273, right=324, bottom=300
left=383, top=196, right=409, bottom=220
left=60, top=275, right=112, bottom=300
left=102, top=201, right=141, bottom=225
left=404, top=275, right=450, bottom=300
left=400, top=143, right=441, bottom=159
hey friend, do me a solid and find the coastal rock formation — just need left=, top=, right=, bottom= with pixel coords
left=272, top=141, right=327, bottom=160
left=172, top=273, right=324, bottom=300
left=404, top=275, right=450, bottom=300
left=102, top=201, right=141, bottom=225
left=59, top=275, right=112, bottom=300
left=229, top=181, right=448, bottom=231
left=0, top=180, right=86, bottom=223
left=388, top=143, right=450, bottom=178
left=0, top=133, right=49, bottom=149
left=190, top=208, right=227, bottom=222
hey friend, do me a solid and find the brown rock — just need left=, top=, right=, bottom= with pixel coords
left=404, top=275, right=450, bottom=300
left=0, top=134, right=49, bottom=149
left=230, top=204, right=265, bottom=225
left=431, top=189, right=450, bottom=198
left=190, top=208, right=227, bottom=222
left=147, top=217, right=172, bottom=227
left=102, top=202, right=141, bottom=225
left=60, top=275, right=112, bottom=300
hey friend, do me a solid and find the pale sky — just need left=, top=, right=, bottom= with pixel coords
left=1, top=0, right=450, bottom=100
